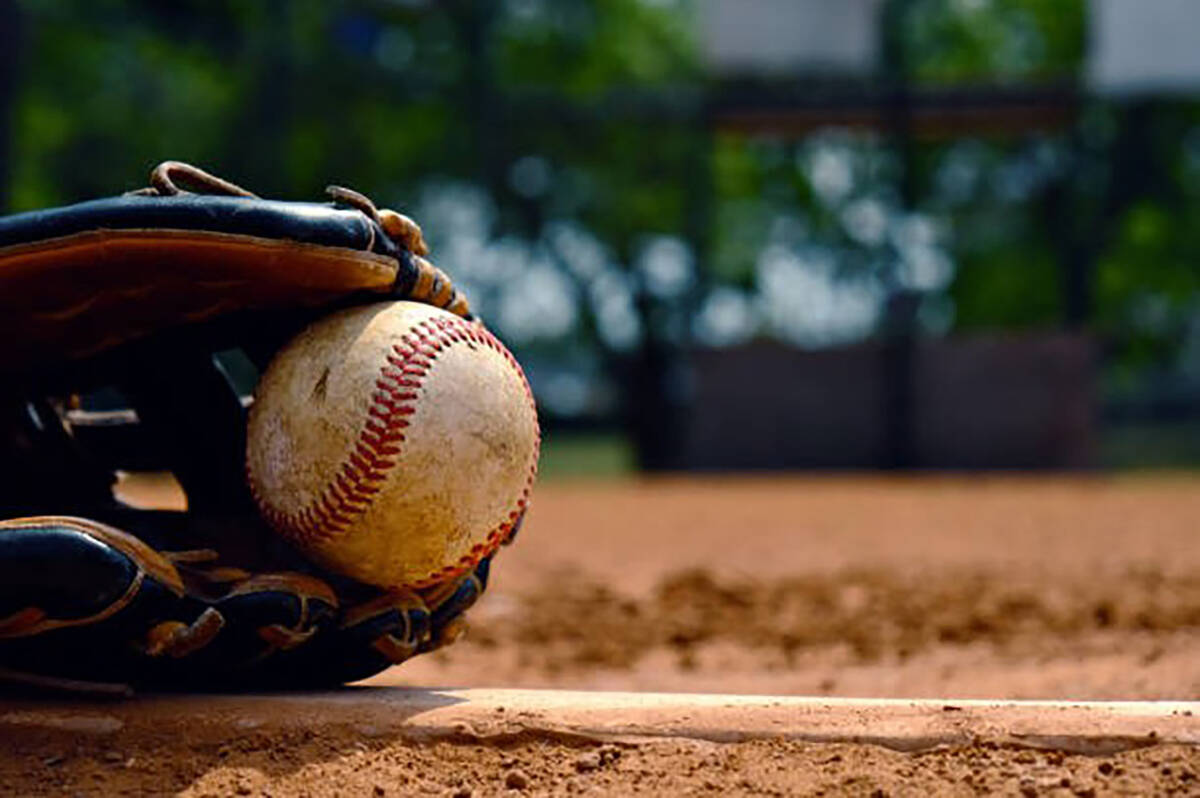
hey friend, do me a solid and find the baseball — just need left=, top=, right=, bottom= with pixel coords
left=245, top=301, right=540, bottom=589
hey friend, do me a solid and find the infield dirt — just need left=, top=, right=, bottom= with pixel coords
left=389, top=475, right=1200, bottom=700
left=4, top=473, right=1199, bottom=795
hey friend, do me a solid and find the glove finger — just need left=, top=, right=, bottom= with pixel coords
left=0, top=515, right=346, bottom=690
left=0, top=516, right=188, bottom=684
left=147, top=570, right=340, bottom=685
left=255, top=553, right=498, bottom=686
left=273, top=591, right=431, bottom=687
left=418, top=555, right=493, bottom=654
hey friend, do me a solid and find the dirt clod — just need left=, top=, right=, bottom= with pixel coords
left=574, top=752, right=601, bottom=772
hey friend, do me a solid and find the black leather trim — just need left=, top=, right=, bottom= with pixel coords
left=0, top=195, right=401, bottom=259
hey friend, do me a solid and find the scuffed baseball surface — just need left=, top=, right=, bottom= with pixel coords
left=246, top=301, right=539, bottom=589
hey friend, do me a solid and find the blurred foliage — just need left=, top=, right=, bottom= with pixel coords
left=903, top=0, right=1086, bottom=83
left=497, top=0, right=698, bottom=95
left=6, top=0, right=1200, bottom=431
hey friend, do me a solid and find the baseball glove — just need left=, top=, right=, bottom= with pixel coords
left=0, top=161, right=508, bottom=693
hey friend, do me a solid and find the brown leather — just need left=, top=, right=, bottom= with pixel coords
left=0, top=229, right=398, bottom=372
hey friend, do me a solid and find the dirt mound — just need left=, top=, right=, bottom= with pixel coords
left=474, top=566, right=1200, bottom=674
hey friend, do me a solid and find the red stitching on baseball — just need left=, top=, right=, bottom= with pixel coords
left=253, top=313, right=540, bottom=588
